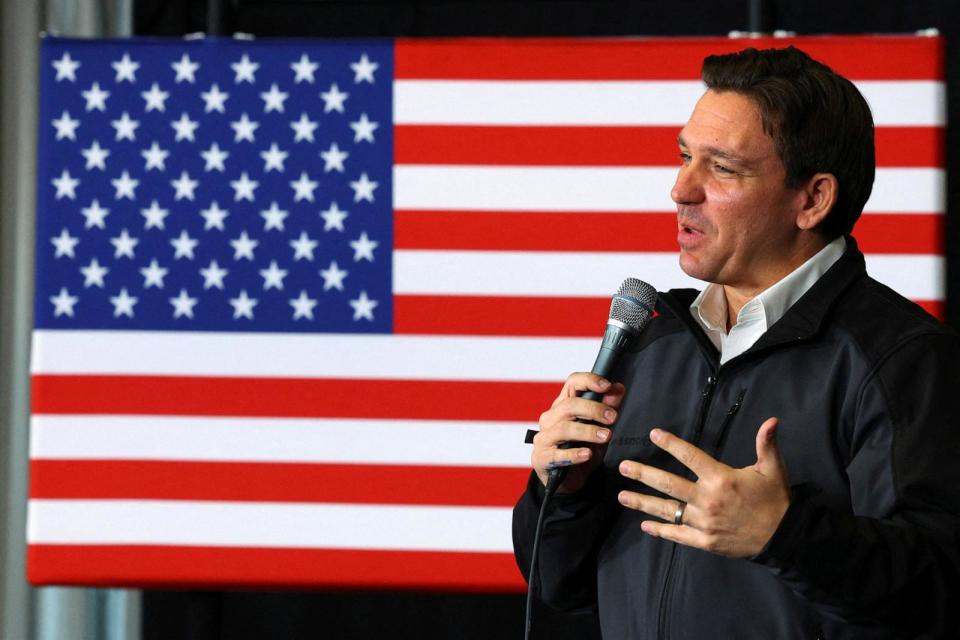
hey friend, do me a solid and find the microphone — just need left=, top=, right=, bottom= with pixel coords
left=546, top=278, right=658, bottom=490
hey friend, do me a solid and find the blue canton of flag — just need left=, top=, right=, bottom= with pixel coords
left=36, top=37, right=393, bottom=333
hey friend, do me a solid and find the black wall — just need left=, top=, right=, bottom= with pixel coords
left=135, top=2, right=960, bottom=638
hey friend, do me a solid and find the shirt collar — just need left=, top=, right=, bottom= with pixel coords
left=690, top=235, right=846, bottom=346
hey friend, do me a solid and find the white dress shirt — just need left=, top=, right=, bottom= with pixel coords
left=690, top=236, right=846, bottom=365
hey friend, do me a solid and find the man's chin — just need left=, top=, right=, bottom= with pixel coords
left=678, top=252, right=716, bottom=284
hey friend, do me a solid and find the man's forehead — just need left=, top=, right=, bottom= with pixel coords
left=678, top=90, right=773, bottom=157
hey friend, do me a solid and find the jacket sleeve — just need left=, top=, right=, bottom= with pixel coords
left=752, top=330, right=960, bottom=637
left=512, top=468, right=614, bottom=613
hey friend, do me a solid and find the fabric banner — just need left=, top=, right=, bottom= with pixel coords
left=29, top=34, right=944, bottom=589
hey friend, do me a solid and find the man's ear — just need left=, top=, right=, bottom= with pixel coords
left=796, top=173, right=838, bottom=231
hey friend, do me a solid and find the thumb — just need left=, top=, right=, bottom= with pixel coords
left=754, top=417, right=786, bottom=477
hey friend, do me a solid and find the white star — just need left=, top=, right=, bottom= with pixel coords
left=290, top=290, right=318, bottom=320
left=230, top=231, right=258, bottom=260
left=200, top=260, right=228, bottom=289
left=291, top=54, right=319, bottom=83
left=350, top=53, right=379, bottom=84
left=319, top=260, right=348, bottom=291
left=290, top=113, right=318, bottom=143
left=349, top=113, right=379, bottom=143
left=141, top=141, right=170, bottom=171
left=259, top=260, right=288, bottom=290
left=141, top=83, right=169, bottom=112
left=52, top=111, right=80, bottom=140
left=110, top=288, right=138, bottom=318
left=230, top=113, right=259, bottom=143
left=171, top=170, right=199, bottom=201
left=50, top=287, right=79, bottom=317
left=349, top=290, right=378, bottom=321
left=260, top=201, right=289, bottom=231
left=229, top=290, right=258, bottom=320
left=319, top=201, right=348, bottom=232
left=52, top=169, right=80, bottom=200
left=169, top=289, right=198, bottom=319
left=80, top=257, right=109, bottom=288
left=289, top=231, right=318, bottom=261
left=110, top=229, right=139, bottom=259
left=171, top=112, right=200, bottom=142
left=81, top=82, right=110, bottom=111
left=141, top=200, right=170, bottom=230
left=82, top=140, right=110, bottom=171
left=170, top=229, right=199, bottom=259
left=320, top=83, right=349, bottom=113
left=200, top=83, right=229, bottom=113
left=200, top=142, right=229, bottom=172
left=80, top=199, right=110, bottom=229
left=231, top=54, right=259, bottom=83
left=260, top=83, right=289, bottom=113
left=51, top=228, right=80, bottom=258
left=230, top=172, right=258, bottom=202
left=320, top=142, right=348, bottom=173
left=171, top=53, right=200, bottom=83
left=140, top=258, right=169, bottom=288
left=111, top=170, right=139, bottom=200
left=52, top=52, right=80, bottom=82
left=199, top=201, right=229, bottom=230
left=260, top=142, right=288, bottom=172
left=349, top=172, right=379, bottom=203
left=111, top=111, right=140, bottom=141
left=290, top=172, right=318, bottom=202
left=112, top=53, right=140, bottom=82
left=350, top=231, right=378, bottom=262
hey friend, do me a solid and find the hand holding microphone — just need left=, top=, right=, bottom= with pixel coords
left=530, top=279, right=657, bottom=493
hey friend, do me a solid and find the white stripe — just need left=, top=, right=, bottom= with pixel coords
left=394, top=80, right=944, bottom=127
left=30, top=415, right=531, bottom=467
left=395, top=250, right=944, bottom=301
left=394, top=166, right=944, bottom=214
left=27, top=500, right=512, bottom=552
left=30, top=330, right=595, bottom=381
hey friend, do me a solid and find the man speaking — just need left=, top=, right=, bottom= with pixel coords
left=513, top=47, right=960, bottom=638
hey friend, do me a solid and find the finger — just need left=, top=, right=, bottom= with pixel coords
left=555, top=372, right=612, bottom=404
left=534, top=419, right=613, bottom=448
left=649, top=428, right=724, bottom=478
left=619, top=460, right=696, bottom=504
left=617, top=491, right=689, bottom=525
left=533, top=444, right=593, bottom=471
left=754, top=417, right=787, bottom=477
left=640, top=519, right=712, bottom=549
left=544, top=396, right=619, bottom=428
left=601, top=382, right=627, bottom=408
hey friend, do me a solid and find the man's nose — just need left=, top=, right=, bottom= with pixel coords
left=670, top=165, right=704, bottom=205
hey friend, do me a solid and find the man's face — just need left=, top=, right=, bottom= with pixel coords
left=672, top=89, right=807, bottom=292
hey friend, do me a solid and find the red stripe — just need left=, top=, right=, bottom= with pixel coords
left=395, top=125, right=943, bottom=168
left=30, top=375, right=557, bottom=421
left=395, top=210, right=679, bottom=252
left=915, top=299, right=944, bottom=320
left=395, top=36, right=943, bottom=80
left=395, top=210, right=942, bottom=254
left=27, top=545, right=525, bottom=591
left=875, top=127, right=945, bottom=168
left=396, top=295, right=609, bottom=337
left=30, top=460, right=529, bottom=506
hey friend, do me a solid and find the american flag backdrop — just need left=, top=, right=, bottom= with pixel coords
left=28, top=35, right=944, bottom=590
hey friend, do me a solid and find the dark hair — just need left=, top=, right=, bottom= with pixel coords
left=701, top=46, right=875, bottom=238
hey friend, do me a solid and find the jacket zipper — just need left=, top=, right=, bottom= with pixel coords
left=711, top=389, right=746, bottom=453
left=656, top=373, right=717, bottom=640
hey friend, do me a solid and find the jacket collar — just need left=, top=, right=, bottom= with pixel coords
left=656, top=236, right=866, bottom=363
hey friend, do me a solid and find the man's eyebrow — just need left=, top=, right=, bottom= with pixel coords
left=677, top=134, right=749, bottom=166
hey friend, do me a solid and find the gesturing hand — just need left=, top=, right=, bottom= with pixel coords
left=617, top=417, right=791, bottom=558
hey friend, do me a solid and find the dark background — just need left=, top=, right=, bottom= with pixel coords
left=134, top=1, right=960, bottom=638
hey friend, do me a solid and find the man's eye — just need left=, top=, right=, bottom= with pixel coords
left=679, top=152, right=691, bottom=163
left=714, top=163, right=734, bottom=174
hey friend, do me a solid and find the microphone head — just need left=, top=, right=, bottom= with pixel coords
left=609, top=278, right=657, bottom=335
